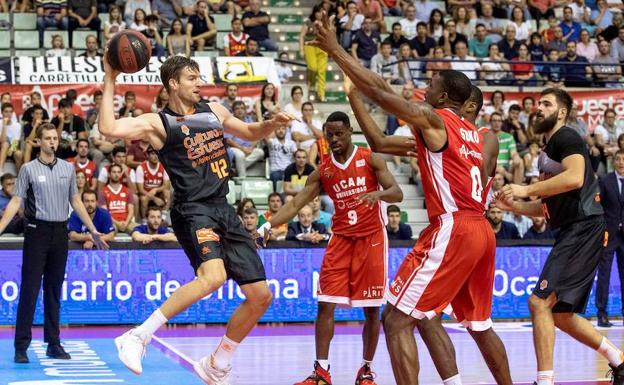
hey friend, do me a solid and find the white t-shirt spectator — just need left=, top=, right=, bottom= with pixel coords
left=291, top=119, right=323, bottom=150
left=339, top=14, right=365, bottom=31
left=283, top=103, right=303, bottom=121
left=568, top=2, right=591, bottom=23
left=370, top=54, right=400, bottom=80
left=0, top=120, right=21, bottom=144
left=450, top=55, right=480, bottom=80
left=98, top=166, right=137, bottom=184
left=135, top=163, right=170, bottom=185
left=399, top=18, right=420, bottom=40
left=507, top=20, right=532, bottom=42
left=277, top=63, right=293, bottom=83
left=267, top=137, right=298, bottom=172
left=594, top=123, right=624, bottom=144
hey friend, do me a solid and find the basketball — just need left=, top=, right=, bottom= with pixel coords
left=106, top=30, right=152, bottom=74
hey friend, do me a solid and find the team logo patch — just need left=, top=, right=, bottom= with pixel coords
left=604, top=231, right=609, bottom=247
left=201, top=246, right=211, bottom=255
left=356, top=159, right=365, bottom=167
left=180, top=125, right=190, bottom=136
left=595, top=193, right=601, bottom=202
left=540, top=280, right=548, bottom=290
left=196, top=228, right=220, bottom=244
left=323, top=168, right=333, bottom=179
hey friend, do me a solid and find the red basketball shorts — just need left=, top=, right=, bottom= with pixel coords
left=385, top=212, right=496, bottom=331
left=318, top=228, right=388, bottom=307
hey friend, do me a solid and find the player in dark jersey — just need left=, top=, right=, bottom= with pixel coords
left=347, top=78, right=512, bottom=385
left=99, top=55, right=295, bottom=384
left=496, top=88, right=624, bottom=385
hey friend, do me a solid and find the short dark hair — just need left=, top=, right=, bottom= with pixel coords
left=36, top=122, right=57, bottom=139
left=541, top=88, right=573, bottom=120
left=326, top=111, right=350, bottom=127
left=268, top=192, right=283, bottom=203
left=468, top=85, right=483, bottom=114
left=1, top=102, right=13, bottom=111
left=294, top=148, right=308, bottom=158
left=112, top=146, right=127, bottom=157
left=615, top=149, right=624, bottom=158
left=226, top=83, right=238, bottom=91
left=232, top=100, right=246, bottom=110
left=82, top=189, right=97, bottom=201
left=491, top=90, right=504, bottom=102
left=490, top=111, right=503, bottom=119
left=381, top=41, right=392, bottom=48
left=76, top=138, right=90, bottom=147
left=392, top=22, right=401, bottom=29
left=417, top=21, right=427, bottom=28
left=109, top=163, right=123, bottom=173
left=301, top=101, right=314, bottom=111
left=243, top=207, right=258, bottom=216
left=58, top=98, right=71, bottom=109
left=66, top=89, right=78, bottom=102
left=475, top=23, right=485, bottom=29
left=124, top=91, right=136, bottom=99
left=387, top=205, right=401, bottom=215
left=231, top=17, right=241, bottom=24
left=522, top=96, right=535, bottom=105
left=1, top=173, right=15, bottom=184
left=605, top=108, right=616, bottom=117
left=291, top=85, right=303, bottom=98
left=438, top=70, right=471, bottom=104
left=147, top=206, right=162, bottom=216
left=160, top=56, right=200, bottom=92
left=93, top=90, right=103, bottom=98
left=508, top=104, right=522, bottom=113
left=246, top=37, right=258, bottom=46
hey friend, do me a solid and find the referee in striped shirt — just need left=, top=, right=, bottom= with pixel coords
left=0, top=123, right=108, bottom=364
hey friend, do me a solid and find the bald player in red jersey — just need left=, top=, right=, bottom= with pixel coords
left=259, top=112, right=402, bottom=385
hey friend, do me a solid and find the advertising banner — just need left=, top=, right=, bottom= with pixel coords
left=17, top=56, right=214, bottom=85
left=215, top=57, right=281, bottom=87
left=0, top=246, right=619, bottom=325
left=0, top=57, right=13, bottom=84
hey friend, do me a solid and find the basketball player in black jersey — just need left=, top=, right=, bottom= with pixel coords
left=496, top=88, right=624, bottom=385
left=100, top=54, right=295, bottom=384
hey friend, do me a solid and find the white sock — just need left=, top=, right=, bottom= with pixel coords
left=212, top=335, right=239, bottom=369
left=361, top=359, right=372, bottom=368
left=536, top=370, right=554, bottom=385
left=598, top=336, right=624, bottom=367
left=134, top=309, right=167, bottom=338
left=443, top=374, right=462, bottom=385
left=316, top=359, right=329, bottom=371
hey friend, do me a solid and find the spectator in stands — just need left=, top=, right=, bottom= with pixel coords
left=76, top=168, right=89, bottom=197
left=65, top=89, right=83, bottom=118
left=267, top=126, right=297, bottom=190
left=224, top=17, right=248, bottom=56
left=142, top=15, right=166, bottom=57
left=425, top=45, right=452, bottom=81
left=67, top=0, right=100, bottom=47
left=528, top=32, right=545, bottom=66
left=258, top=193, right=288, bottom=240
left=469, top=23, right=492, bottom=58
left=519, top=96, right=535, bottom=128
left=358, top=0, right=385, bottom=32
left=86, top=89, right=102, bottom=129
left=487, top=205, right=521, bottom=239
left=291, top=102, right=322, bottom=153
left=69, top=191, right=115, bottom=249
left=236, top=37, right=263, bottom=57
left=99, top=164, right=137, bottom=234
left=380, top=0, right=403, bottom=17
left=286, top=205, right=329, bottom=243
left=483, top=90, right=510, bottom=120
left=491, top=111, right=524, bottom=184
left=503, top=104, right=528, bottom=151
left=593, top=40, right=623, bottom=88
left=152, top=0, right=183, bottom=28
left=396, top=43, right=422, bottom=85
left=449, top=40, right=479, bottom=81
left=386, top=204, right=412, bottom=240
left=511, top=43, right=536, bottom=86
left=399, top=4, right=419, bottom=39
left=255, top=83, right=279, bottom=122
left=427, top=8, right=444, bottom=40
left=546, top=26, right=567, bottom=58
left=497, top=24, right=521, bottom=60
left=309, top=195, right=332, bottom=231
left=371, top=41, right=404, bottom=84
left=576, top=29, right=598, bottom=62
left=410, top=21, right=436, bottom=58
left=414, top=0, right=437, bottom=22
left=560, top=6, right=582, bottom=43
left=592, top=0, right=616, bottom=36
left=569, top=0, right=591, bottom=26
left=151, top=87, right=169, bottom=113
left=97, top=146, right=137, bottom=194
left=127, top=139, right=150, bottom=168
left=136, top=147, right=171, bottom=217
left=477, top=3, right=504, bottom=43
left=22, top=105, right=45, bottom=164
left=528, top=0, right=557, bottom=27
left=166, top=18, right=191, bottom=57
left=132, top=207, right=177, bottom=243
left=21, top=92, right=49, bottom=125
left=594, top=109, right=624, bottom=157
left=383, top=22, right=409, bottom=55
left=104, top=5, right=126, bottom=42
left=566, top=102, right=588, bottom=138
left=0, top=173, right=24, bottom=234
left=453, top=6, right=474, bottom=40
left=118, top=91, right=137, bottom=118
left=226, top=101, right=265, bottom=178
left=301, top=4, right=328, bottom=103
left=242, top=207, right=260, bottom=238
left=123, top=0, right=151, bottom=26
left=480, top=43, right=511, bottom=85
left=71, top=139, right=98, bottom=190
left=439, top=19, right=468, bottom=56
left=36, top=0, right=68, bottom=48
left=352, top=17, right=381, bottom=68
left=508, top=6, right=532, bottom=43
left=236, top=197, right=255, bottom=218
left=543, top=48, right=565, bottom=87
left=242, top=0, right=278, bottom=51
left=45, top=34, right=67, bottom=57
left=130, top=8, right=147, bottom=31
left=503, top=210, right=533, bottom=237
left=80, top=34, right=101, bottom=58
left=50, top=98, right=84, bottom=158
left=0, top=104, right=22, bottom=173
left=277, top=52, right=294, bottom=83
left=283, top=86, right=304, bottom=121
left=283, top=149, right=315, bottom=200
left=523, top=216, right=557, bottom=239
left=339, top=1, right=365, bottom=49
left=600, top=12, right=624, bottom=42
left=221, top=84, right=239, bottom=112
left=187, top=0, right=217, bottom=51
left=559, top=41, right=592, bottom=87
left=611, top=26, right=624, bottom=64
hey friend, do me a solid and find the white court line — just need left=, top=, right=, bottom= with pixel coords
left=152, top=334, right=196, bottom=366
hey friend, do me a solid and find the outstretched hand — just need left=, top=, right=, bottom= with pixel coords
left=271, top=112, right=299, bottom=127
left=91, top=231, right=110, bottom=250
left=307, top=12, right=341, bottom=54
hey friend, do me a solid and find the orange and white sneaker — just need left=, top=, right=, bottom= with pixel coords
left=193, top=354, right=231, bottom=385
left=294, top=361, right=332, bottom=385
left=355, top=364, right=377, bottom=385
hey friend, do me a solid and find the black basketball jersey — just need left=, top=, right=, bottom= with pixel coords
left=538, top=126, right=603, bottom=229
left=157, top=102, right=231, bottom=204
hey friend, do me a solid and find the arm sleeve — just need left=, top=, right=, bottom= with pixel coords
left=14, top=166, right=29, bottom=199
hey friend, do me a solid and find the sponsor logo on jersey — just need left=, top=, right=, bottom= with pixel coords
left=196, top=228, right=220, bottom=244
left=356, top=159, right=366, bottom=167
left=540, top=280, right=548, bottom=290
left=201, top=246, right=211, bottom=255
left=460, top=128, right=480, bottom=144
left=180, top=125, right=190, bottom=136
left=459, top=144, right=483, bottom=160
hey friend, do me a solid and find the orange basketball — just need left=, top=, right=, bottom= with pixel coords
left=107, top=30, right=152, bottom=74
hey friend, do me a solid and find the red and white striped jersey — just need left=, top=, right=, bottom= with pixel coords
left=414, top=109, right=486, bottom=220
left=136, top=161, right=169, bottom=191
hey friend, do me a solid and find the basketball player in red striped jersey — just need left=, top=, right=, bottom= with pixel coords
left=347, top=79, right=511, bottom=384
left=259, top=112, right=402, bottom=385
left=310, top=17, right=504, bottom=384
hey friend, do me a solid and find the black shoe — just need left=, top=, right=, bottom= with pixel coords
left=46, top=344, right=71, bottom=359
left=599, top=314, right=614, bottom=327
left=14, top=350, right=29, bottom=363
left=608, top=362, right=624, bottom=385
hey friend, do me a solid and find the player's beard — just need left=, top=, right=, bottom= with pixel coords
left=534, top=111, right=558, bottom=134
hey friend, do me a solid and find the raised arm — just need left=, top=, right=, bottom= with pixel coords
left=366, top=153, right=403, bottom=203
left=347, top=86, right=416, bottom=156
left=211, top=102, right=295, bottom=141
left=268, top=170, right=322, bottom=227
